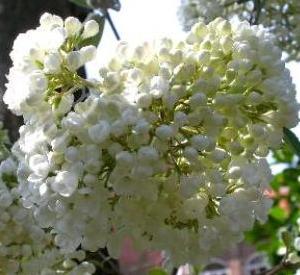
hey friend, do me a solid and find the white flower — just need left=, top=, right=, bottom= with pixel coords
left=138, top=146, right=159, bottom=162
left=177, top=0, right=300, bottom=61
left=136, top=93, right=152, bottom=108
left=294, top=237, right=300, bottom=251
left=228, top=166, right=242, bottom=179
left=40, top=12, right=64, bottom=30
left=29, top=71, right=48, bottom=91
left=3, top=13, right=98, bottom=117
left=116, top=151, right=134, bottom=167
left=82, top=20, right=99, bottom=39
left=191, top=135, right=210, bottom=151
left=65, top=16, right=82, bottom=36
left=0, top=158, right=17, bottom=175
left=66, top=51, right=83, bottom=71
left=155, top=125, right=175, bottom=140
left=29, top=154, right=50, bottom=178
left=209, top=148, right=228, bottom=163
left=65, top=147, right=79, bottom=163
left=51, top=171, right=79, bottom=197
left=88, top=121, right=111, bottom=144
left=80, top=46, right=97, bottom=63
left=150, top=76, right=169, bottom=99
left=0, top=190, right=13, bottom=208
left=44, top=52, right=62, bottom=73
left=180, top=174, right=204, bottom=198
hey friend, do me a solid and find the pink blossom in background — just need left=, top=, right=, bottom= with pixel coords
left=119, top=237, right=164, bottom=275
left=176, top=264, right=193, bottom=275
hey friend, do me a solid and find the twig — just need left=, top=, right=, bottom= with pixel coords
left=103, top=9, right=121, bottom=40
left=259, top=244, right=300, bottom=275
left=259, top=261, right=300, bottom=275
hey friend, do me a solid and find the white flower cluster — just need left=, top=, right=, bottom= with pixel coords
left=178, top=0, right=300, bottom=61
left=3, top=13, right=299, bottom=268
left=4, top=12, right=98, bottom=117
left=0, top=157, right=95, bottom=274
left=177, top=0, right=223, bottom=30
left=0, top=13, right=100, bottom=274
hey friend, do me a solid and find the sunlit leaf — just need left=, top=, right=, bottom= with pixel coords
left=148, top=268, right=168, bottom=275
left=283, top=128, right=300, bottom=158
left=269, top=207, right=288, bottom=222
left=272, top=143, right=294, bottom=163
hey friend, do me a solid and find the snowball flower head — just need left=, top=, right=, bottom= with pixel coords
left=5, top=12, right=299, bottom=269
left=178, top=0, right=300, bottom=61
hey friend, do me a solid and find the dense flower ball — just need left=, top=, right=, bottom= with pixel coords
left=0, top=13, right=100, bottom=274
left=4, top=13, right=299, bottom=268
left=178, top=0, right=224, bottom=29
left=0, top=157, right=95, bottom=274
left=178, top=0, right=300, bottom=61
left=4, top=12, right=98, bottom=117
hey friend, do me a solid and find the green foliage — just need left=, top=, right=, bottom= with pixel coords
left=272, top=143, right=295, bottom=164
left=246, top=132, right=300, bottom=272
left=284, top=128, right=300, bottom=158
left=246, top=166, right=300, bottom=264
left=269, top=206, right=289, bottom=222
left=69, top=0, right=91, bottom=9
left=0, top=123, right=10, bottom=160
left=148, top=267, right=169, bottom=275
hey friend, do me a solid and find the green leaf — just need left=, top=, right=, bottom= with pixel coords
left=148, top=268, right=168, bottom=275
left=69, top=0, right=90, bottom=8
left=269, top=207, right=288, bottom=222
left=79, top=13, right=105, bottom=48
left=272, top=143, right=294, bottom=163
left=283, top=128, right=300, bottom=158
left=87, top=0, right=121, bottom=11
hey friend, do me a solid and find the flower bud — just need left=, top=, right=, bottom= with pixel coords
left=65, top=16, right=82, bottom=36
left=82, top=20, right=99, bottom=39
left=44, top=53, right=62, bottom=73
left=88, top=121, right=111, bottom=144
left=29, top=71, right=48, bottom=91
left=66, top=51, right=82, bottom=71
left=29, top=154, right=50, bottom=178
left=155, top=125, right=174, bottom=140
left=191, top=135, right=209, bottom=151
left=80, top=45, right=97, bottom=63
left=51, top=171, right=78, bottom=197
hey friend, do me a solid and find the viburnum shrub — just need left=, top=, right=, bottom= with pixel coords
left=178, top=0, right=300, bottom=61
left=0, top=12, right=299, bottom=273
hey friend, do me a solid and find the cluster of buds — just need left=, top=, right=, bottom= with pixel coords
left=178, top=0, right=300, bottom=61
left=2, top=12, right=299, bottom=270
